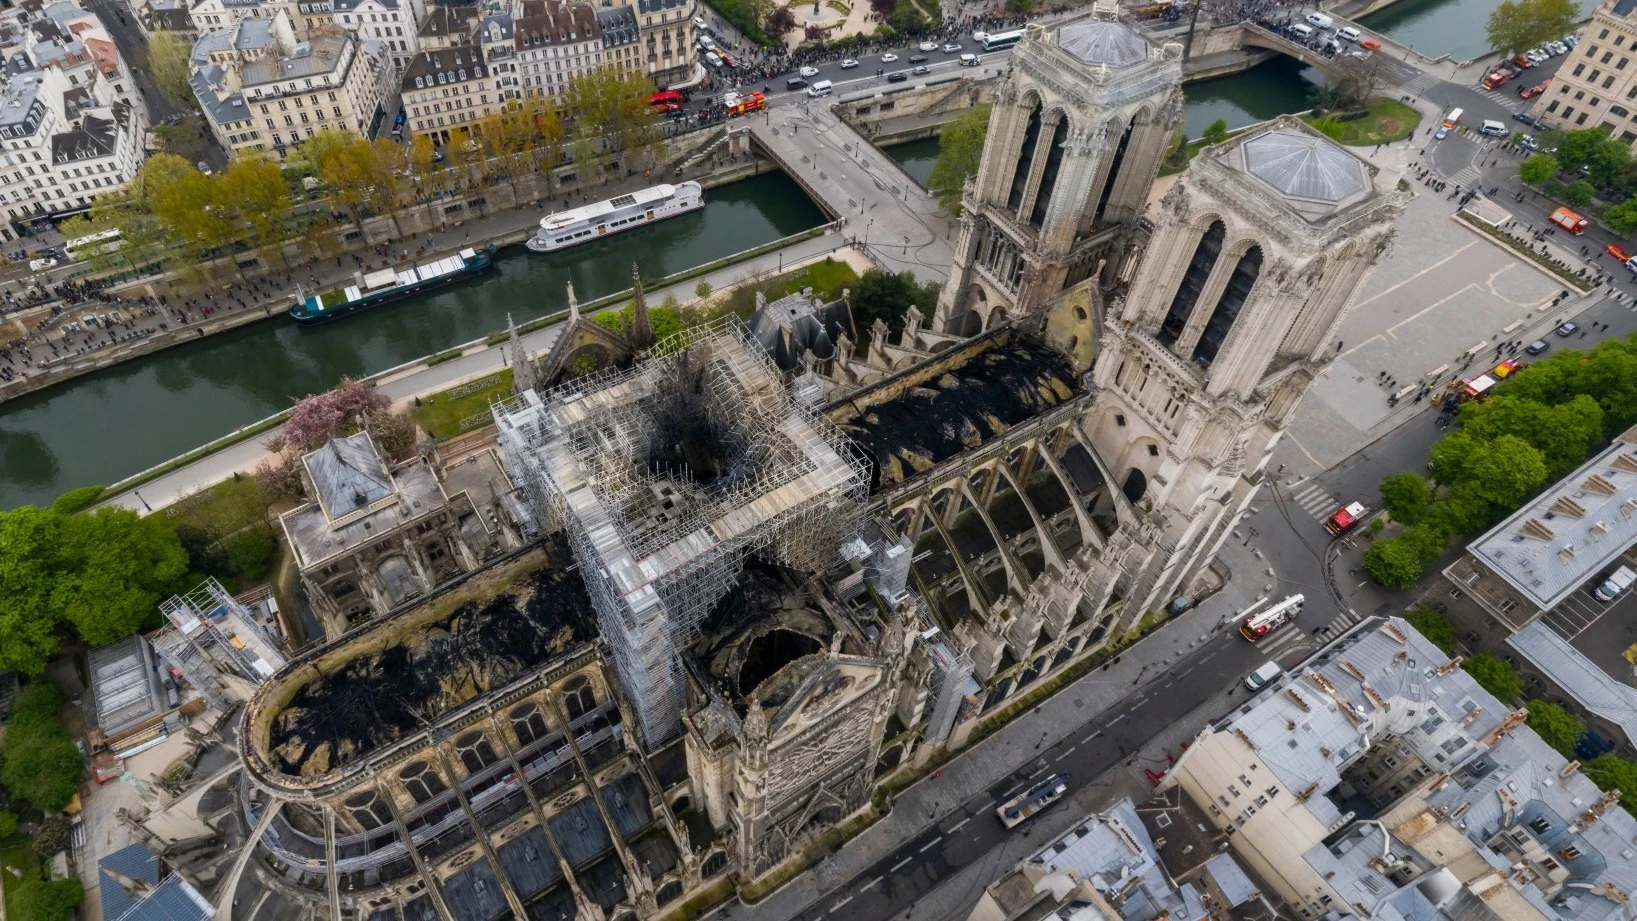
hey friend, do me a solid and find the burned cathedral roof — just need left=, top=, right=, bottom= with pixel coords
left=826, top=331, right=1081, bottom=491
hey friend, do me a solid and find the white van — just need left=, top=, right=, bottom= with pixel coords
left=806, top=80, right=834, bottom=97
left=1290, top=22, right=1314, bottom=39
left=1595, top=565, right=1637, bottom=602
left=1337, top=25, right=1361, bottom=41
left=959, top=53, right=980, bottom=66
left=697, top=34, right=715, bottom=50
left=1480, top=119, right=1507, bottom=136
left=1306, top=12, right=1334, bottom=28
left=1244, top=661, right=1283, bottom=692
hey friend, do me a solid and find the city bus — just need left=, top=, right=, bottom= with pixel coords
left=1239, top=594, right=1304, bottom=642
left=996, top=773, right=1069, bottom=828
left=648, top=90, right=684, bottom=114
left=979, top=29, right=1023, bottom=51
left=65, top=228, right=122, bottom=261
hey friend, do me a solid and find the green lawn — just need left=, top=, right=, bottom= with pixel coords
left=716, top=258, right=862, bottom=318
left=2, top=843, right=39, bottom=920
left=414, top=369, right=514, bottom=440
left=1306, top=97, right=1423, bottom=146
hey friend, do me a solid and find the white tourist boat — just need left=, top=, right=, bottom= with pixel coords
left=526, top=181, right=705, bottom=253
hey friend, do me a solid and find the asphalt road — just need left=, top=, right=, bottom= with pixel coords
left=779, top=637, right=1264, bottom=921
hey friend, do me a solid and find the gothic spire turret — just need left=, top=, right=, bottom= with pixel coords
left=629, top=263, right=655, bottom=351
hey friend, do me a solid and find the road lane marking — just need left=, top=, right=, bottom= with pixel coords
left=890, top=857, right=911, bottom=873
left=862, top=878, right=881, bottom=891
left=832, top=896, right=854, bottom=912
left=919, top=836, right=942, bottom=853
left=1058, top=745, right=1076, bottom=759
left=1082, top=731, right=1101, bottom=744
left=1029, top=766, right=1048, bottom=779
left=1110, top=714, right=1127, bottom=724
left=950, top=816, right=971, bottom=832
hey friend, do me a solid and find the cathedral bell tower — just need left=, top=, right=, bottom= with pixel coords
left=1088, top=117, right=1405, bottom=613
left=934, top=0, right=1183, bottom=336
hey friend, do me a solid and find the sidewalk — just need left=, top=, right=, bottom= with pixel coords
left=733, top=539, right=1265, bottom=921
left=97, top=231, right=856, bottom=514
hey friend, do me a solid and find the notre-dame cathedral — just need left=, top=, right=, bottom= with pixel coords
left=207, top=6, right=1404, bottom=921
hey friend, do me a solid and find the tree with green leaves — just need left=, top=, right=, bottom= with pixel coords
left=927, top=104, right=991, bottom=215
left=1520, top=154, right=1559, bottom=184
left=1586, top=755, right=1637, bottom=815
left=1201, top=118, right=1230, bottom=146
left=1, top=683, right=85, bottom=811
left=853, top=268, right=941, bottom=337
left=148, top=31, right=198, bottom=111
left=1404, top=606, right=1457, bottom=653
left=1363, top=532, right=1425, bottom=588
left=0, top=507, right=68, bottom=675
left=1463, top=652, right=1524, bottom=703
left=1380, top=472, right=1432, bottom=525
left=1564, top=179, right=1596, bottom=205
left=10, top=877, right=83, bottom=921
left=53, top=507, right=188, bottom=646
left=1486, top=0, right=1579, bottom=57
left=1526, top=699, right=1586, bottom=756
left=1604, top=199, right=1637, bottom=234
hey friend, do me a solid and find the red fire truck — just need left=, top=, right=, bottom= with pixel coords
left=648, top=90, right=684, bottom=114
left=1550, top=206, right=1590, bottom=234
left=1239, top=594, right=1305, bottom=642
left=1325, top=501, right=1368, bottom=536
left=724, top=91, right=766, bottom=116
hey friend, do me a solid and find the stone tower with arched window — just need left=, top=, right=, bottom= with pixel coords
left=1087, top=117, right=1405, bottom=613
left=934, top=1, right=1182, bottom=337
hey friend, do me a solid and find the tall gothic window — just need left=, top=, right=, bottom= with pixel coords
left=399, top=760, right=447, bottom=805
left=1157, top=221, right=1225, bottom=347
left=1192, top=246, right=1263, bottom=366
left=562, top=676, right=596, bottom=721
left=1006, top=101, right=1043, bottom=211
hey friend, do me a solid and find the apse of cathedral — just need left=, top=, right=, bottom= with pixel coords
left=227, top=7, right=1403, bottom=920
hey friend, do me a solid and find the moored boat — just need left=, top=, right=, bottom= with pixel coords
left=526, top=181, right=704, bottom=253
left=289, top=245, right=496, bottom=324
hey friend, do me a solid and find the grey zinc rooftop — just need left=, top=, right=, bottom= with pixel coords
left=1463, top=426, right=1637, bottom=613
left=1056, top=19, right=1150, bottom=70
left=88, top=633, right=166, bottom=737
left=1027, top=798, right=1208, bottom=921
left=1507, top=620, right=1637, bottom=747
left=1233, top=128, right=1370, bottom=219
left=304, top=432, right=394, bottom=520
left=1220, top=618, right=1503, bottom=828
left=242, top=32, right=348, bottom=87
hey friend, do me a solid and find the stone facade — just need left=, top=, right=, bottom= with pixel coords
left=935, top=4, right=1183, bottom=335
left=278, top=431, right=524, bottom=640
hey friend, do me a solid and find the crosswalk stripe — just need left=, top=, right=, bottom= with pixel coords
left=1289, top=484, right=1337, bottom=519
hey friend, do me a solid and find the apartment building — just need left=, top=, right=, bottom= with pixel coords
left=188, top=0, right=294, bottom=37
left=0, top=70, right=143, bottom=238
left=598, top=4, right=640, bottom=74
left=331, top=0, right=422, bottom=72
left=1162, top=616, right=1637, bottom=921
left=191, top=12, right=393, bottom=157
left=630, top=0, right=692, bottom=88
left=511, top=0, right=601, bottom=101
left=1529, top=0, right=1637, bottom=141
left=399, top=40, right=500, bottom=144
left=0, top=0, right=146, bottom=239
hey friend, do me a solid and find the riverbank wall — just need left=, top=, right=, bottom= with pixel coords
left=0, top=136, right=788, bottom=406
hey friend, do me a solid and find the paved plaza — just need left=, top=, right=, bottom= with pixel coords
left=1275, top=140, right=1573, bottom=476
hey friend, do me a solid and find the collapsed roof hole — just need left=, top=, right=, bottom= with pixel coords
left=738, top=629, right=823, bottom=697
left=267, top=552, right=594, bottom=778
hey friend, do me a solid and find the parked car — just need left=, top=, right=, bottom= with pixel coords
left=1526, top=339, right=1550, bottom=355
left=1513, top=111, right=1538, bottom=126
left=912, top=64, right=930, bottom=74
left=1557, top=321, right=1580, bottom=336
left=908, top=54, right=928, bottom=63
left=941, top=42, right=961, bottom=52
left=28, top=256, right=55, bottom=271
left=1359, top=38, right=1381, bottom=50
left=799, top=65, right=820, bottom=77
left=1520, top=82, right=1546, bottom=98
left=919, top=40, right=939, bottom=50
left=887, top=70, right=907, bottom=81
left=840, top=57, right=858, bottom=68
left=881, top=52, right=898, bottom=62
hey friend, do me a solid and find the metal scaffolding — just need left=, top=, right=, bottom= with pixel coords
left=494, top=318, right=869, bottom=748
left=152, top=577, right=287, bottom=710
